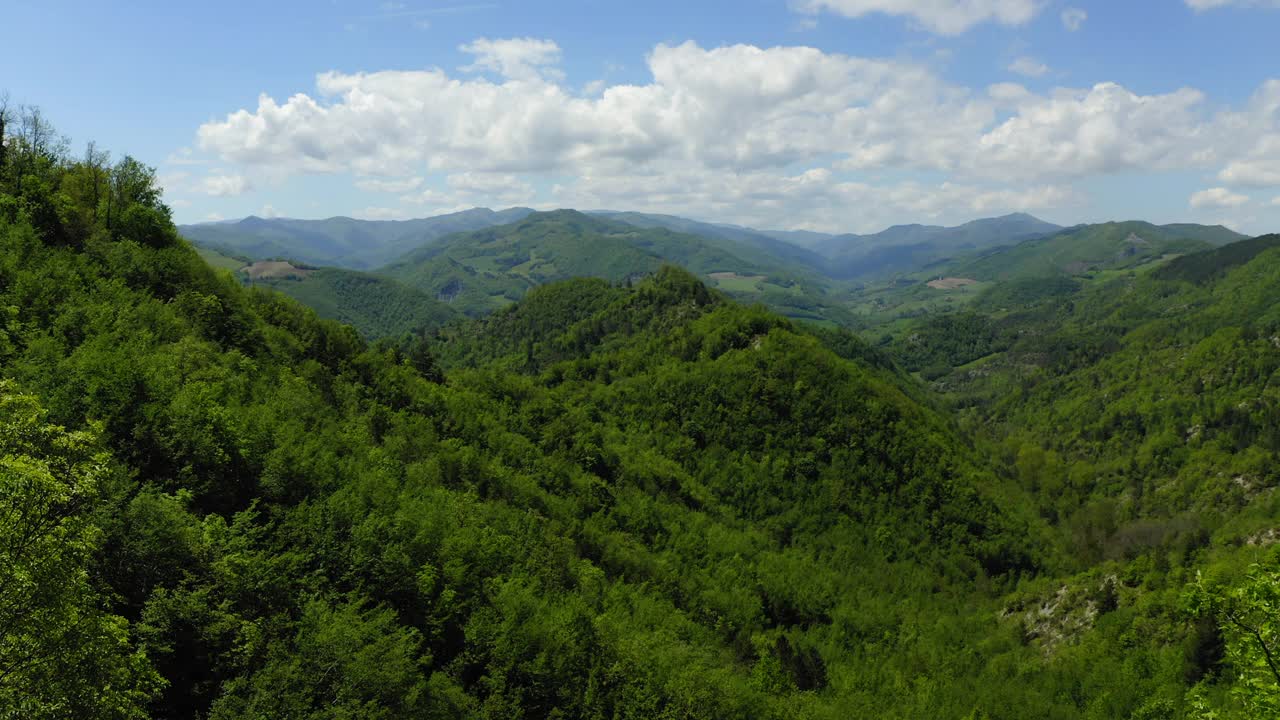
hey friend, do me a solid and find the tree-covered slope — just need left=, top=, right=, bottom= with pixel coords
left=878, top=234, right=1280, bottom=718
left=814, top=213, right=1063, bottom=279
left=0, top=113, right=1064, bottom=719
left=0, top=214, right=1048, bottom=717
left=947, top=221, right=1241, bottom=282
left=382, top=209, right=852, bottom=324
left=249, top=266, right=461, bottom=339
left=180, top=207, right=534, bottom=270
left=594, top=210, right=831, bottom=273
left=7, top=106, right=1280, bottom=720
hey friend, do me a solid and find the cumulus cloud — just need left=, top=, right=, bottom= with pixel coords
left=356, top=176, right=424, bottom=193
left=1189, top=187, right=1250, bottom=209
left=357, top=206, right=416, bottom=220
left=1061, top=7, right=1087, bottom=30
left=1008, top=57, right=1049, bottom=77
left=1213, top=80, right=1280, bottom=187
left=165, top=147, right=202, bottom=166
left=972, top=83, right=1215, bottom=180
left=194, top=39, right=1280, bottom=229
left=400, top=172, right=536, bottom=212
left=460, top=37, right=563, bottom=81
left=549, top=166, right=1075, bottom=233
left=792, top=0, right=1040, bottom=34
left=157, top=171, right=191, bottom=191
left=200, top=174, right=252, bottom=197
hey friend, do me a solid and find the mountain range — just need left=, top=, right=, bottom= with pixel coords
left=181, top=207, right=535, bottom=270
left=180, top=209, right=1248, bottom=340
left=179, top=209, right=1072, bottom=281
left=10, top=118, right=1280, bottom=718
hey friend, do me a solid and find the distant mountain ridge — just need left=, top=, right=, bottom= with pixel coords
left=945, top=220, right=1245, bottom=281
left=180, top=207, right=1244, bottom=286
left=180, top=208, right=1071, bottom=281
left=801, top=213, right=1067, bottom=279
left=179, top=207, right=534, bottom=270
left=589, top=210, right=831, bottom=271
left=380, top=210, right=850, bottom=324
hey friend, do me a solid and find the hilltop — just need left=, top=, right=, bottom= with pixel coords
left=379, top=209, right=852, bottom=324
left=179, top=207, right=534, bottom=270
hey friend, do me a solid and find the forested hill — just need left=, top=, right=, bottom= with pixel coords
left=886, top=233, right=1280, bottom=717
left=379, top=209, right=849, bottom=324
left=179, top=207, right=535, bottom=270
left=808, top=212, right=1065, bottom=279
left=944, top=220, right=1244, bottom=281
left=6, top=109, right=1280, bottom=719
left=2, top=114, right=1043, bottom=718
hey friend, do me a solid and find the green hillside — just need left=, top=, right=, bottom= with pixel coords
left=195, top=244, right=250, bottom=272
left=180, top=207, right=534, bottom=270
left=184, top=247, right=460, bottom=340
left=250, top=267, right=461, bottom=339
left=2, top=117, right=1049, bottom=719
left=814, top=213, right=1064, bottom=279
left=876, top=235, right=1280, bottom=717
left=844, top=221, right=1245, bottom=327
left=6, top=111, right=1280, bottom=720
left=949, top=221, right=1241, bottom=282
left=383, top=209, right=853, bottom=325
left=596, top=210, right=832, bottom=272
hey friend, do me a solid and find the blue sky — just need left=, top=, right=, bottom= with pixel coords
left=7, top=0, right=1280, bottom=234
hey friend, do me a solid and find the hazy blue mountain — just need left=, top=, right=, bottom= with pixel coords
left=179, top=207, right=535, bottom=269
left=381, top=210, right=853, bottom=324
left=943, top=220, right=1244, bottom=281
left=758, top=228, right=838, bottom=247
left=812, top=213, right=1065, bottom=279
left=592, top=210, right=831, bottom=272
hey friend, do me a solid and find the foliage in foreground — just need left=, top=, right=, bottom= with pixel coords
left=2, top=102, right=1279, bottom=719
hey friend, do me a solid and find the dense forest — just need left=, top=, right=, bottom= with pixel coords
left=2, top=105, right=1279, bottom=719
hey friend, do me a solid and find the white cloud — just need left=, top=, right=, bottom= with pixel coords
left=551, top=166, right=1076, bottom=233
left=970, top=83, right=1214, bottom=181
left=194, top=39, right=1280, bottom=229
left=357, top=206, right=415, bottom=220
left=1008, top=57, right=1049, bottom=77
left=792, top=0, right=1040, bottom=34
left=200, top=174, right=252, bottom=197
left=205, top=212, right=225, bottom=222
left=1186, top=0, right=1280, bottom=10
left=1061, top=7, right=1087, bottom=30
left=1213, top=80, right=1280, bottom=187
left=460, top=37, right=563, bottom=81
left=446, top=172, right=535, bottom=201
left=1189, top=187, right=1250, bottom=209
left=399, top=172, right=535, bottom=212
left=158, top=171, right=191, bottom=192
left=165, top=147, right=202, bottom=166
left=356, top=176, right=424, bottom=193
left=259, top=204, right=280, bottom=219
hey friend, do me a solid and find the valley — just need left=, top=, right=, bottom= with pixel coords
left=5, top=92, right=1280, bottom=718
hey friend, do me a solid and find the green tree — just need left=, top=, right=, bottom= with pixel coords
left=0, top=380, right=159, bottom=718
left=1187, top=563, right=1280, bottom=717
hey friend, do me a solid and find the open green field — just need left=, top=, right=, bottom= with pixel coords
left=195, top=245, right=247, bottom=272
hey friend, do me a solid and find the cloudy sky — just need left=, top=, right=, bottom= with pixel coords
left=9, top=0, right=1280, bottom=233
